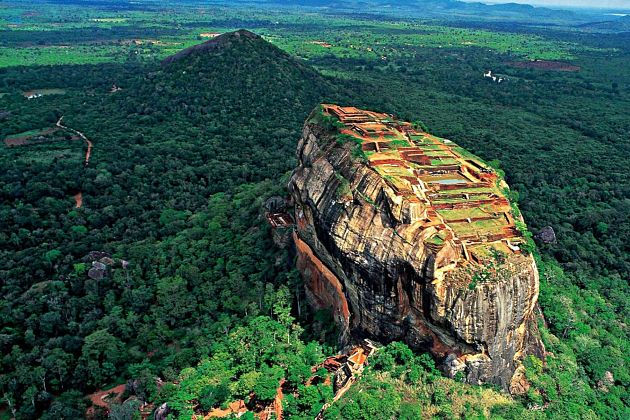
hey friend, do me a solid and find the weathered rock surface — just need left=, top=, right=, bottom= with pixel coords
left=84, top=251, right=128, bottom=279
left=289, top=108, right=545, bottom=391
left=535, top=226, right=557, bottom=244
left=88, top=261, right=107, bottom=281
left=154, top=403, right=171, bottom=420
left=264, top=196, right=289, bottom=213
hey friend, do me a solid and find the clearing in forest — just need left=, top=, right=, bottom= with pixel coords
left=3, top=127, right=59, bottom=146
left=22, top=88, right=67, bottom=98
left=86, top=384, right=126, bottom=415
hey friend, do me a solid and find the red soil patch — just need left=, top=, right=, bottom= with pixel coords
left=22, top=88, right=66, bottom=98
left=86, top=384, right=126, bottom=417
left=311, top=41, right=332, bottom=48
left=274, top=380, right=285, bottom=420
left=4, top=138, right=30, bottom=146
left=205, top=400, right=247, bottom=418
left=506, top=60, right=580, bottom=72
left=347, top=349, right=367, bottom=366
left=369, top=158, right=409, bottom=167
left=74, top=192, right=83, bottom=208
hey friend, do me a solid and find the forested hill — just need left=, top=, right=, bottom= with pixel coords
left=121, top=28, right=342, bottom=190
left=0, top=30, right=353, bottom=418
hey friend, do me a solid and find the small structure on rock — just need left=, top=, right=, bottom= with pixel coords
left=315, top=340, right=378, bottom=419
left=264, top=196, right=295, bottom=248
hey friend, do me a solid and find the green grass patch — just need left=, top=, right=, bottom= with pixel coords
left=388, top=139, right=411, bottom=148
left=4, top=127, right=54, bottom=140
left=426, top=234, right=445, bottom=246
left=334, top=172, right=352, bottom=200
left=437, top=208, right=490, bottom=220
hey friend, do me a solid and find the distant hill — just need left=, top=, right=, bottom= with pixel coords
left=159, top=29, right=337, bottom=107
left=39, top=0, right=598, bottom=24
left=137, top=28, right=349, bottom=186
left=246, top=0, right=581, bottom=23
left=578, top=15, right=630, bottom=32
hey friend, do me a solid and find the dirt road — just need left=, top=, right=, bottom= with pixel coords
left=56, top=116, right=93, bottom=166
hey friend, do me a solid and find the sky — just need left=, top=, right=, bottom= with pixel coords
left=470, top=0, right=630, bottom=9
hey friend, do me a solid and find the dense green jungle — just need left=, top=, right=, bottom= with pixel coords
left=0, top=1, right=628, bottom=419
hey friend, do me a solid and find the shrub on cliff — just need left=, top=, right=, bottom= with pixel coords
left=327, top=342, right=516, bottom=419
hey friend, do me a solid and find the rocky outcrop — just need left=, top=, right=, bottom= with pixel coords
left=264, top=196, right=289, bottom=214
left=83, top=251, right=129, bottom=280
left=288, top=106, right=545, bottom=391
left=154, top=403, right=171, bottom=420
left=535, top=226, right=557, bottom=244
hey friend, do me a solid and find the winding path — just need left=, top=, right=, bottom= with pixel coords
left=56, top=116, right=93, bottom=167
left=57, top=116, right=93, bottom=208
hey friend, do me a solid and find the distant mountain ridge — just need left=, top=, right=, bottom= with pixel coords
left=250, top=0, right=580, bottom=21
left=578, top=14, right=630, bottom=32
left=40, top=0, right=610, bottom=25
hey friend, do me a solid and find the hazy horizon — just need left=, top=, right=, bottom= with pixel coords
left=464, top=0, right=630, bottom=10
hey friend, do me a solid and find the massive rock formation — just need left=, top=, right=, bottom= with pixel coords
left=289, top=105, right=544, bottom=391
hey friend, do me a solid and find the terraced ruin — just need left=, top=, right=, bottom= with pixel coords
left=323, top=104, right=524, bottom=268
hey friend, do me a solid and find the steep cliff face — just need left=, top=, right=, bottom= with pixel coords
left=289, top=105, right=544, bottom=391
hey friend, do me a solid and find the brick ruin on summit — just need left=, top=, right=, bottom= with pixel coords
left=323, top=104, right=523, bottom=267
